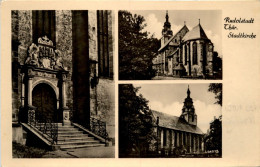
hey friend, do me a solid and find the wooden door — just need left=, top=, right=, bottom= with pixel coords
left=32, top=83, right=58, bottom=122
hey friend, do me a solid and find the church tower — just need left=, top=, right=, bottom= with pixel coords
left=180, top=86, right=197, bottom=126
left=161, top=11, right=173, bottom=45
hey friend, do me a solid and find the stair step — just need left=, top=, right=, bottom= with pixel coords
left=57, top=128, right=79, bottom=131
left=58, top=136, right=94, bottom=141
left=58, top=133, right=88, bottom=138
left=58, top=140, right=100, bottom=145
left=60, top=143, right=105, bottom=149
left=58, top=131, right=82, bottom=134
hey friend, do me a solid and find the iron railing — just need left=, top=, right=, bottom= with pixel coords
left=28, top=108, right=58, bottom=144
left=89, top=117, right=108, bottom=140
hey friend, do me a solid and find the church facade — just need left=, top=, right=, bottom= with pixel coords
left=150, top=87, right=204, bottom=155
left=12, top=10, right=115, bottom=149
left=153, top=12, right=216, bottom=78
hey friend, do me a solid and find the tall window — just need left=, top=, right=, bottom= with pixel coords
left=32, top=11, right=56, bottom=44
left=163, top=129, right=167, bottom=146
left=97, top=10, right=113, bottom=78
left=203, top=45, right=207, bottom=65
left=184, top=45, right=187, bottom=65
left=192, top=42, right=197, bottom=65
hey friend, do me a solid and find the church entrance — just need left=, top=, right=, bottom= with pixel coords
left=32, top=83, right=60, bottom=122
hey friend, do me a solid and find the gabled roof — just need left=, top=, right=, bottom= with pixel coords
left=151, top=110, right=204, bottom=135
left=182, top=23, right=208, bottom=42
left=158, top=25, right=189, bottom=52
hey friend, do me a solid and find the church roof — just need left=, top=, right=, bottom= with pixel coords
left=151, top=110, right=204, bottom=135
left=182, top=23, right=208, bottom=42
left=158, top=25, right=189, bottom=52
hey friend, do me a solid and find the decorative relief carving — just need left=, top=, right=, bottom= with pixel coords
left=24, top=36, right=65, bottom=70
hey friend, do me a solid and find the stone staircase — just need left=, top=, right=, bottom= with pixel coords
left=57, top=123, right=105, bottom=150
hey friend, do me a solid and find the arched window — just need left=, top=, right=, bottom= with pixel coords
left=192, top=42, right=197, bottom=65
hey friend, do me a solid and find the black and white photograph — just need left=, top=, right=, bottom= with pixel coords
left=119, top=10, right=222, bottom=80
left=119, top=83, right=222, bottom=158
left=11, top=10, right=115, bottom=158
left=1, top=1, right=260, bottom=166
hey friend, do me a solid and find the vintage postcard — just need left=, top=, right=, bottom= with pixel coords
left=1, top=1, right=260, bottom=167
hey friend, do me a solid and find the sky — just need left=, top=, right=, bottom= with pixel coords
left=134, top=83, right=222, bottom=133
left=130, top=10, right=222, bottom=56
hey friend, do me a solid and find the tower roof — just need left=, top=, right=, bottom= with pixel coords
left=163, top=10, right=171, bottom=29
left=182, top=23, right=208, bottom=42
left=182, top=85, right=195, bottom=111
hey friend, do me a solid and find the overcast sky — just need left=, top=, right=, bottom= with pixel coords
left=134, top=84, right=222, bottom=133
left=130, top=10, right=222, bottom=56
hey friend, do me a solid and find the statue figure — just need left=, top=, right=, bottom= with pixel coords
left=25, top=43, right=40, bottom=67
left=54, top=50, right=64, bottom=70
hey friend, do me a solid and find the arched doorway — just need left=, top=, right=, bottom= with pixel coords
left=32, top=83, right=59, bottom=122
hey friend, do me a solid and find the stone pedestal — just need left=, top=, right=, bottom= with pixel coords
left=62, top=108, right=70, bottom=125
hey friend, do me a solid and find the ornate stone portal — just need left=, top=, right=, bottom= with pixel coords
left=21, top=36, right=70, bottom=125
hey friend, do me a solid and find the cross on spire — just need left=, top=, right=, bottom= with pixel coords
left=199, top=18, right=200, bottom=25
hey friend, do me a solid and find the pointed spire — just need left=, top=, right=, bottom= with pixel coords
left=187, top=85, right=190, bottom=97
left=166, top=10, right=169, bottom=22
left=199, top=18, right=200, bottom=25
left=184, top=21, right=186, bottom=25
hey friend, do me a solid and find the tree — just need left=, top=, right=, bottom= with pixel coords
left=204, top=116, right=222, bottom=156
left=213, top=52, right=222, bottom=79
left=119, top=84, right=155, bottom=157
left=208, top=83, right=222, bottom=106
left=119, top=11, right=160, bottom=80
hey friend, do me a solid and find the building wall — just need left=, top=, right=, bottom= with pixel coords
left=12, top=10, right=115, bottom=140
left=151, top=127, right=204, bottom=154
left=56, top=10, right=73, bottom=110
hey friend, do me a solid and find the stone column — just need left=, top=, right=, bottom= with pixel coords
left=61, top=73, right=70, bottom=125
left=198, top=41, right=204, bottom=75
left=207, top=43, right=214, bottom=77
left=21, top=74, right=25, bottom=106
left=27, top=78, right=33, bottom=106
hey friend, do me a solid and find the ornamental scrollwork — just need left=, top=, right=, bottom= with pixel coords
left=24, top=36, right=66, bottom=71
